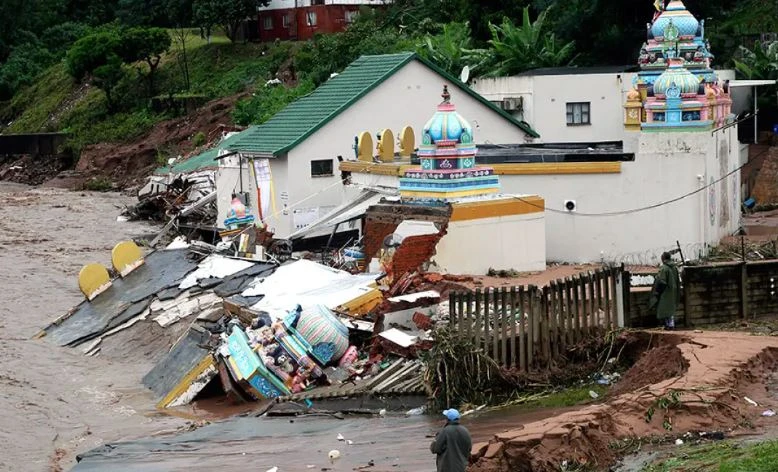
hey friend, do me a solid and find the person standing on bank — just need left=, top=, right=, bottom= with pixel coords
left=430, top=408, right=472, bottom=472
left=650, top=251, right=681, bottom=330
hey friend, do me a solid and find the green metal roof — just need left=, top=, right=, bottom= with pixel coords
left=155, top=132, right=244, bottom=175
left=227, top=52, right=540, bottom=157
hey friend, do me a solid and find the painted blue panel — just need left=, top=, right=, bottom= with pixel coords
left=228, top=327, right=261, bottom=379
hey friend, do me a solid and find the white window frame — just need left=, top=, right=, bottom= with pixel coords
left=306, top=11, right=317, bottom=26
left=282, top=14, right=290, bottom=28
left=345, top=10, right=358, bottom=24
left=263, top=16, right=273, bottom=30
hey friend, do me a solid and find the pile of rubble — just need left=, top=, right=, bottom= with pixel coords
left=40, top=232, right=457, bottom=415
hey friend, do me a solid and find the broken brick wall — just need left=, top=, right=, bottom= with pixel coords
left=752, top=146, right=778, bottom=204
left=391, top=233, right=446, bottom=276
left=363, top=203, right=451, bottom=264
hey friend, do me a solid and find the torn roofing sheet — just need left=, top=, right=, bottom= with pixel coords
left=44, top=248, right=198, bottom=347
left=178, top=255, right=255, bottom=290
left=142, top=324, right=213, bottom=403
left=241, top=259, right=381, bottom=319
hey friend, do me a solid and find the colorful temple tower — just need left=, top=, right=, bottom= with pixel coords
left=624, top=0, right=732, bottom=131
left=399, top=86, right=500, bottom=202
left=360, top=85, right=546, bottom=275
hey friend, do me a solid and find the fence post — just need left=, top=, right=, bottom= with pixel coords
left=541, top=286, right=550, bottom=366
left=519, top=285, right=527, bottom=371
left=483, top=288, right=490, bottom=349
left=492, top=287, right=500, bottom=361
left=527, top=285, right=536, bottom=368
left=510, top=287, right=517, bottom=368
left=603, top=268, right=612, bottom=330
left=457, top=291, right=464, bottom=332
left=581, top=275, right=590, bottom=334
left=593, top=271, right=602, bottom=331
left=556, top=279, right=567, bottom=351
left=500, top=287, right=508, bottom=366
left=466, top=291, right=473, bottom=339
left=549, top=280, right=559, bottom=359
left=572, top=277, right=581, bottom=342
left=449, top=291, right=456, bottom=328
left=474, top=288, right=482, bottom=348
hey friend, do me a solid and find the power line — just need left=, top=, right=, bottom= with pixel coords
left=511, top=146, right=768, bottom=217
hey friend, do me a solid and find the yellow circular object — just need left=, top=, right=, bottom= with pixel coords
left=78, top=263, right=111, bottom=300
left=111, top=240, right=144, bottom=276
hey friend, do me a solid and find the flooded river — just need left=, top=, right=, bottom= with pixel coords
left=0, top=183, right=573, bottom=472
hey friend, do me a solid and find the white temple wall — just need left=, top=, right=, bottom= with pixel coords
left=433, top=212, right=546, bottom=274
left=349, top=129, right=742, bottom=265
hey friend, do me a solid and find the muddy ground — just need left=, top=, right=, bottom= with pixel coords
left=0, top=182, right=186, bottom=472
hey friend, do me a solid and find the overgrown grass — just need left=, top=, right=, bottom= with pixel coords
left=522, top=383, right=608, bottom=409
left=2, top=63, right=75, bottom=132
left=641, top=439, right=778, bottom=471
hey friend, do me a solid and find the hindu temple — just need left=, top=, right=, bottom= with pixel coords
left=398, top=85, right=500, bottom=201
left=624, top=0, right=733, bottom=131
left=362, top=86, right=546, bottom=278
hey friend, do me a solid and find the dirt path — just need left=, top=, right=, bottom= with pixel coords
left=0, top=183, right=185, bottom=472
left=470, top=331, right=778, bottom=471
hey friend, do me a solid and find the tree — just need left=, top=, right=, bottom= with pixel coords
left=166, top=0, right=194, bottom=90
left=485, top=7, right=576, bottom=76
left=118, top=27, right=171, bottom=95
left=116, top=0, right=171, bottom=26
left=193, top=0, right=221, bottom=42
left=191, top=0, right=270, bottom=43
left=65, top=30, right=126, bottom=109
left=417, top=22, right=488, bottom=77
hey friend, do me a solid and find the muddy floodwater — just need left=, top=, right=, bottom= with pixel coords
left=0, top=183, right=575, bottom=472
left=0, top=183, right=185, bottom=472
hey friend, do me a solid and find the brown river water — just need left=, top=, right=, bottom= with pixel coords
left=0, top=183, right=570, bottom=472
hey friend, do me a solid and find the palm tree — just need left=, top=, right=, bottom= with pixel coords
left=485, top=7, right=576, bottom=77
left=417, top=22, right=488, bottom=77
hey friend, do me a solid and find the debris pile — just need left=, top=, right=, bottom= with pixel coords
left=42, top=234, right=456, bottom=414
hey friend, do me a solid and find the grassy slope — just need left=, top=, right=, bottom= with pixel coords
left=2, top=30, right=291, bottom=151
left=642, top=439, right=778, bottom=471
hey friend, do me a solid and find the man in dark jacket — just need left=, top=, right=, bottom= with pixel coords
left=649, top=251, right=681, bottom=330
left=430, top=408, right=472, bottom=472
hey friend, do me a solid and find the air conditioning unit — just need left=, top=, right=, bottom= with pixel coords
left=501, top=97, right=523, bottom=111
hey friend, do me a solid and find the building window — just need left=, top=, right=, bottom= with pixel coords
left=282, top=14, right=290, bottom=28
left=263, top=16, right=273, bottom=30
left=566, top=102, right=591, bottom=126
left=306, top=11, right=317, bottom=26
left=311, top=0, right=325, bottom=5
left=311, top=159, right=333, bottom=177
left=345, top=10, right=358, bottom=23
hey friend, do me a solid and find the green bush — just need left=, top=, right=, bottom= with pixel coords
left=83, top=176, right=114, bottom=191
left=232, top=79, right=315, bottom=126
left=192, top=131, right=206, bottom=147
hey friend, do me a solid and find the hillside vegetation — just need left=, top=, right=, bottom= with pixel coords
left=0, top=0, right=776, bottom=180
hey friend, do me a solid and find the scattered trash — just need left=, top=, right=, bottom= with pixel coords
left=694, top=329, right=703, bottom=333
left=589, top=390, right=600, bottom=399
left=346, top=440, right=354, bottom=445
left=763, top=409, right=776, bottom=417
left=406, top=406, right=427, bottom=416
left=675, top=439, right=684, bottom=446
left=266, top=467, right=278, bottom=472
left=328, top=450, right=341, bottom=463
left=337, top=433, right=345, bottom=441
left=745, top=396, right=759, bottom=407
left=378, top=409, right=387, bottom=417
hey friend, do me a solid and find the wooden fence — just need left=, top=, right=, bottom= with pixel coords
left=449, top=267, right=625, bottom=370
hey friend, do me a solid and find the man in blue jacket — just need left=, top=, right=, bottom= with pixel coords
left=430, top=408, right=472, bottom=472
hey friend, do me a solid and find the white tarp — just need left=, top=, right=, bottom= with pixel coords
left=241, top=259, right=381, bottom=319
left=179, top=255, right=254, bottom=290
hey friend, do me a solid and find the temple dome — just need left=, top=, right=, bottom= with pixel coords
left=653, top=59, right=700, bottom=96
left=422, top=85, right=474, bottom=146
left=651, top=1, right=700, bottom=39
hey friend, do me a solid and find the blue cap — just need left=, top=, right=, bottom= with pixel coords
left=442, top=409, right=460, bottom=421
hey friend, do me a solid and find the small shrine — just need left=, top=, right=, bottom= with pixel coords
left=625, top=0, right=732, bottom=131
left=360, top=85, right=546, bottom=276
left=399, top=85, right=500, bottom=201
